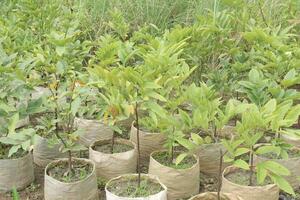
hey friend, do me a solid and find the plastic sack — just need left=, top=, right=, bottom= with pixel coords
left=44, top=158, right=99, bottom=200
left=0, top=152, right=34, bottom=192
left=148, top=151, right=200, bottom=200
left=74, top=117, right=113, bottom=147
left=89, top=139, right=137, bottom=180
left=105, top=174, right=167, bottom=200
left=221, top=166, right=279, bottom=200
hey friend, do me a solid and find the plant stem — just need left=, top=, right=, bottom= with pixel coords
left=68, top=150, right=72, bottom=174
left=258, top=0, right=268, bottom=27
left=234, top=92, right=239, bottom=126
left=214, top=124, right=218, bottom=142
left=171, top=145, right=174, bottom=164
left=217, top=149, right=223, bottom=200
left=65, top=79, right=77, bottom=173
left=134, top=97, right=141, bottom=188
left=249, top=147, right=254, bottom=186
left=111, top=132, right=115, bottom=154
left=170, top=126, right=175, bottom=164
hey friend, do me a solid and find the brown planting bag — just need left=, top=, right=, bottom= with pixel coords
left=105, top=174, right=168, bottom=200
left=282, top=133, right=300, bottom=148
left=148, top=151, right=200, bottom=200
left=75, top=117, right=113, bottom=147
left=194, top=143, right=229, bottom=176
left=44, top=158, right=99, bottom=200
left=254, top=148, right=300, bottom=189
left=221, top=166, right=279, bottom=200
left=33, top=135, right=68, bottom=167
left=89, top=138, right=137, bottom=180
left=0, top=152, right=34, bottom=192
left=189, top=192, right=244, bottom=200
left=130, top=124, right=166, bottom=165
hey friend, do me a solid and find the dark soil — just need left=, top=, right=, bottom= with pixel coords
left=199, top=172, right=219, bottom=193
left=107, top=176, right=163, bottom=197
left=93, top=143, right=133, bottom=154
left=225, top=168, right=272, bottom=186
left=47, top=159, right=93, bottom=183
left=152, top=151, right=197, bottom=169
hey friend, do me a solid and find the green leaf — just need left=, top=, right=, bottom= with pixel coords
left=71, top=97, right=81, bottom=116
left=204, top=136, right=212, bottom=144
left=250, top=132, right=264, bottom=145
left=256, top=145, right=281, bottom=156
left=147, top=91, right=167, bottom=102
left=256, top=163, right=268, bottom=184
left=191, top=133, right=204, bottom=145
left=176, top=153, right=188, bottom=166
left=249, top=69, right=260, bottom=82
left=176, top=137, right=196, bottom=150
left=179, top=109, right=192, bottom=128
left=56, top=61, right=65, bottom=74
left=56, top=46, right=66, bottom=56
left=263, top=161, right=290, bottom=176
left=284, top=69, right=296, bottom=80
left=27, top=98, right=44, bottom=114
left=285, top=105, right=300, bottom=126
left=233, top=159, right=250, bottom=170
left=270, top=174, right=295, bottom=195
left=21, top=140, right=31, bottom=151
left=0, top=102, right=15, bottom=113
left=144, top=101, right=167, bottom=118
left=8, top=113, right=19, bottom=134
left=262, top=99, right=276, bottom=114
left=0, top=137, right=19, bottom=145
left=12, top=187, right=20, bottom=200
left=144, top=82, right=162, bottom=89
left=234, top=147, right=250, bottom=157
left=223, top=155, right=234, bottom=163
left=8, top=145, right=21, bottom=157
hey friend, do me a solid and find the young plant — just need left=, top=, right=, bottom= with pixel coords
left=222, top=100, right=295, bottom=195
left=185, top=83, right=238, bottom=143
left=47, top=71, right=86, bottom=176
left=238, top=68, right=300, bottom=105
left=0, top=69, right=42, bottom=158
left=0, top=113, right=36, bottom=158
left=87, top=66, right=134, bottom=153
left=39, top=22, right=90, bottom=177
left=269, top=99, right=300, bottom=138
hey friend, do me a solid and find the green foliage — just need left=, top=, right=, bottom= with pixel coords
left=12, top=187, right=20, bottom=200
left=1, top=0, right=300, bottom=195
left=0, top=113, right=36, bottom=158
left=223, top=99, right=296, bottom=195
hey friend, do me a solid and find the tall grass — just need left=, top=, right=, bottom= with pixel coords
left=75, top=0, right=215, bottom=37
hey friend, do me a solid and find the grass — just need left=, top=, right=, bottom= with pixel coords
left=74, top=0, right=214, bottom=37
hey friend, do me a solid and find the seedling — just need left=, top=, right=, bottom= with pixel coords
left=38, top=23, right=90, bottom=178
left=87, top=66, right=134, bottom=153
left=186, top=83, right=238, bottom=143
left=0, top=113, right=36, bottom=158
left=222, top=100, right=295, bottom=195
